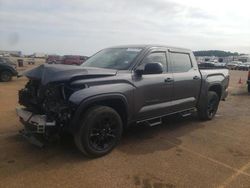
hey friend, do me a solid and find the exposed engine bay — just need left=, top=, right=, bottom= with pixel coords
left=19, top=79, right=73, bottom=127
left=17, top=78, right=79, bottom=146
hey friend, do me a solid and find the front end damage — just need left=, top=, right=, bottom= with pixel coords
left=16, top=107, right=56, bottom=147
left=17, top=79, right=75, bottom=147
left=16, top=64, right=117, bottom=147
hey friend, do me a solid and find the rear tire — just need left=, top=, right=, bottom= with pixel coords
left=0, top=71, right=12, bottom=82
left=197, top=91, right=220, bottom=120
left=74, top=106, right=123, bottom=158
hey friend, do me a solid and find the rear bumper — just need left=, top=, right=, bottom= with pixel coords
left=16, top=107, right=56, bottom=134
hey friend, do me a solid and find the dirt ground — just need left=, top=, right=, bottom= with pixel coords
left=0, top=68, right=249, bottom=188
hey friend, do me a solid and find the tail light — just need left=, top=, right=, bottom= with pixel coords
left=248, top=71, right=250, bottom=79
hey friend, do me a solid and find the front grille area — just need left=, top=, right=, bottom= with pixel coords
left=20, top=119, right=38, bottom=133
left=19, top=79, right=72, bottom=125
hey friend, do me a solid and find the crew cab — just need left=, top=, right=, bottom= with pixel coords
left=0, top=57, right=18, bottom=82
left=16, top=45, right=229, bottom=157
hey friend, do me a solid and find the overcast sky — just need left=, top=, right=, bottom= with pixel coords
left=0, top=0, right=250, bottom=55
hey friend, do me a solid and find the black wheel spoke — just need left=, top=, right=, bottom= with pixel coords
left=90, top=133, right=100, bottom=137
left=75, top=106, right=122, bottom=157
left=88, top=114, right=119, bottom=151
left=106, top=133, right=116, bottom=138
left=207, top=97, right=218, bottom=117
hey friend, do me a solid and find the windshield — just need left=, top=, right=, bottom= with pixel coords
left=81, top=48, right=142, bottom=70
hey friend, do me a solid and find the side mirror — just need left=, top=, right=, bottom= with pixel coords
left=135, top=69, right=144, bottom=76
left=144, top=62, right=163, bottom=74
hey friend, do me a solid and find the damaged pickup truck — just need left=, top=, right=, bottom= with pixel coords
left=17, top=45, right=229, bottom=157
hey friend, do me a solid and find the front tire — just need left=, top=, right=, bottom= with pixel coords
left=74, top=106, right=123, bottom=158
left=198, top=91, right=220, bottom=120
left=0, top=71, right=12, bottom=82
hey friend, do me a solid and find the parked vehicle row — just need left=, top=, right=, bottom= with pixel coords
left=46, top=55, right=88, bottom=65
left=198, top=61, right=250, bottom=71
left=46, top=55, right=62, bottom=64
left=198, top=61, right=226, bottom=69
left=226, top=61, right=242, bottom=70
left=238, top=62, right=250, bottom=70
left=0, top=54, right=88, bottom=82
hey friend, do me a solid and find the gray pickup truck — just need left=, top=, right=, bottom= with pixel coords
left=17, top=45, right=229, bottom=157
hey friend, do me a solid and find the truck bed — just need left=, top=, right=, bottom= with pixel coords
left=200, top=68, right=229, bottom=78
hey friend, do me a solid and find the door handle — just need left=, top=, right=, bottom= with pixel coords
left=164, top=78, right=174, bottom=83
left=193, top=76, right=200, bottom=80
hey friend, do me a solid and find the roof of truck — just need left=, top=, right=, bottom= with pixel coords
left=109, top=44, right=192, bottom=53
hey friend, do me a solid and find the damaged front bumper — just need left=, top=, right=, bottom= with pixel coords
left=16, top=107, right=56, bottom=133
left=16, top=107, right=56, bottom=147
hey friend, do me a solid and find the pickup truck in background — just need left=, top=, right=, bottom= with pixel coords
left=17, top=45, right=229, bottom=157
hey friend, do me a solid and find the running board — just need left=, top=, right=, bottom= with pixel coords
left=180, top=109, right=195, bottom=117
left=180, top=111, right=192, bottom=117
left=138, top=117, right=162, bottom=127
left=137, top=108, right=195, bottom=127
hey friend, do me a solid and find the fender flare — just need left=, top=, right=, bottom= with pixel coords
left=69, top=93, right=129, bottom=133
left=197, top=83, right=223, bottom=110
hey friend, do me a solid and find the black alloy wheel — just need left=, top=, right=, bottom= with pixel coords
left=89, top=112, right=120, bottom=151
left=75, top=106, right=123, bottom=158
left=207, top=92, right=219, bottom=119
left=198, top=91, right=219, bottom=120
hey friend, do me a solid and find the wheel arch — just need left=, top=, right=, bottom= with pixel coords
left=208, top=84, right=222, bottom=99
left=70, top=93, right=129, bottom=133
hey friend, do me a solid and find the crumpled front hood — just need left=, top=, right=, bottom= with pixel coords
left=24, top=64, right=117, bottom=85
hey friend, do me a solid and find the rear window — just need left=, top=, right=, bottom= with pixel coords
left=170, top=52, right=192, bottom=72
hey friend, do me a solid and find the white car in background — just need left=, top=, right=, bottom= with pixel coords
left=238, top=62, right=250, bottom=70
left=214, top=62, right=226, bottom=67
left=226, top=61, right=242, bottom=70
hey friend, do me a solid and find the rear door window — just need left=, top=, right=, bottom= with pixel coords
left=170, top=52, right=192, bottom=72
